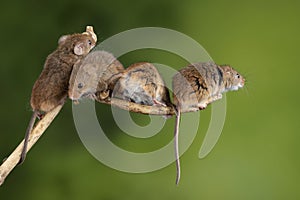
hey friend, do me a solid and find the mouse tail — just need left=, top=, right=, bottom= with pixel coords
left=19, top=112, right=37, bottom=165
left=174, top=107, right=181, bottom=185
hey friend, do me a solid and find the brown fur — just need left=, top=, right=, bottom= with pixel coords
left=173, top=62, right=245, bottom=112
left=31, top=33, right=96, bottom=112
left=20, top=28, right=96, bottom=164
left=68, top=50, right=125, bottom=101
left=112, top=62, right=171, bottom=106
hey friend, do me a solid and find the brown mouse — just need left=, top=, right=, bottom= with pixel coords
left=172, top=62, right=245, bottom=184
left=68, top=50, right=124, bottom=102
left=20, top=26, right=97, bottom=164
left=112, top=62, right=172, bottom=108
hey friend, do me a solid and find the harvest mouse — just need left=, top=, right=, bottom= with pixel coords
left=172, top=62, right=245, bottom=184
left=173, top=62, right=245, bottom=111
left=68, top=50, right=124, bottom=102
left=20, top=26, right=97, bottom=164
left=112, top=62, right=172, bottom=108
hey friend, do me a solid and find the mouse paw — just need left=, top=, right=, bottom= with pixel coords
left=98, top=90, right=110, bottom=100
left=37, top=113, right=45, bottom=120
left=214, top=94, right=222, bottom=101
left=153, top=99, right=167, bottom=107
left=73, top=100, right=80, bottom=105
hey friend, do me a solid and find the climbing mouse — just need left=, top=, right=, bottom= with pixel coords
left=20, top=26, right=97, bottom=164
left=68, top=50, right=124, bottom=102
left=112, top=62, right=172, bottom=109
left=172, top=62, right=245, bottom=184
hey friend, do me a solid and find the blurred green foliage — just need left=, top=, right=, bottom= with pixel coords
left=0, top=0, right=299, bottom=199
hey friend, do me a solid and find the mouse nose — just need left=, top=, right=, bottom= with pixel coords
left=68, top=90, right=80, bottom=100
left=241, top=77, right=246, bottom=85
left=240, top=77, right=245, bottom=87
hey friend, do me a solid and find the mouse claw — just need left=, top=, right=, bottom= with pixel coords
left=73, top=100, right=80, bottom=105
left=37, top=113, right=45, bottom=120
left=87, top=93, right=97, bottom=100
left=98, top=90, right=110, bottom=100
left=153, top=99, right=166, bottom=107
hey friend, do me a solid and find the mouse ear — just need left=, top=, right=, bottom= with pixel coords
left=58, top=35, right=69, bottom=45
left=74, top=42, right=85, bottom=55
left=220, top=65, right=232, bottom=74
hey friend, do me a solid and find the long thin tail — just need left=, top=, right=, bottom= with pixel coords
left=19, top=112, right=37, bottom=165
left=174, top=108, right=181, bottom=185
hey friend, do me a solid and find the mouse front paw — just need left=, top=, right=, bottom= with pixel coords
left=153, top=99, right=167, bottom=107
left=98, top=90, right=110, bottom=100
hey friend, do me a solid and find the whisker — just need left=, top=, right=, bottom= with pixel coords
left=243, top=85, right=250, bottom=97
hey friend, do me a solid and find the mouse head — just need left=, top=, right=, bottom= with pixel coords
left=68, top=60, right=99, bottom=101
left=68, top=51, right=119, bottom=101
left=220, top=65, right=245, bottom=91
left=73, top=34, right=96, bottom=56
left=58, top=26, right=97, bottom=56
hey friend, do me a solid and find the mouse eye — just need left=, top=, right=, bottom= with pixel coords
left=78, top=83, right=83, bottom=89
left=235, top=74, right=240, bottom=79
left=88, top=40, right=92, bottom=46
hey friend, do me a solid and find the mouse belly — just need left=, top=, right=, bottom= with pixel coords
left=113, top=86, right=155, bottom=105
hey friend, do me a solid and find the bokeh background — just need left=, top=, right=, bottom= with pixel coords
left=0, top=0, right=299, bottom=199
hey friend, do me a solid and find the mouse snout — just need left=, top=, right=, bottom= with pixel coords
left=239, top=77, right=245, bottom=88
left=241, top=77, right=245, bottom=86
left=68, top=89, right=81, bottom=101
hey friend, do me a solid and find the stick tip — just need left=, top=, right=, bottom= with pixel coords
left=0, top=171, right=6, bottom=186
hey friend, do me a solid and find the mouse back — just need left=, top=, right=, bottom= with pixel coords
left=113, top=62, right=171, bottom=106
left=172, top=62, right=214, bottom=112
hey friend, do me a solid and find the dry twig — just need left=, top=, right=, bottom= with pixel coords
left=0, top=105, right=63, bottom=186
left=96, top=97, right=176, bottom=115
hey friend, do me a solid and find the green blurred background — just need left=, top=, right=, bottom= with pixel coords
left=0, top=0, right=299, bottom=199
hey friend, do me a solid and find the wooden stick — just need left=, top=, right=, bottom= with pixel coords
left=0, top=105, right=63, bottom=186
left=95, top=97, right=176, bottom=115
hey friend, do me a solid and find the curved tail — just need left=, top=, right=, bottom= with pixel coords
left=174, top=108, right=181, bottom=185
left=19, top=112, right=37, bottom=165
